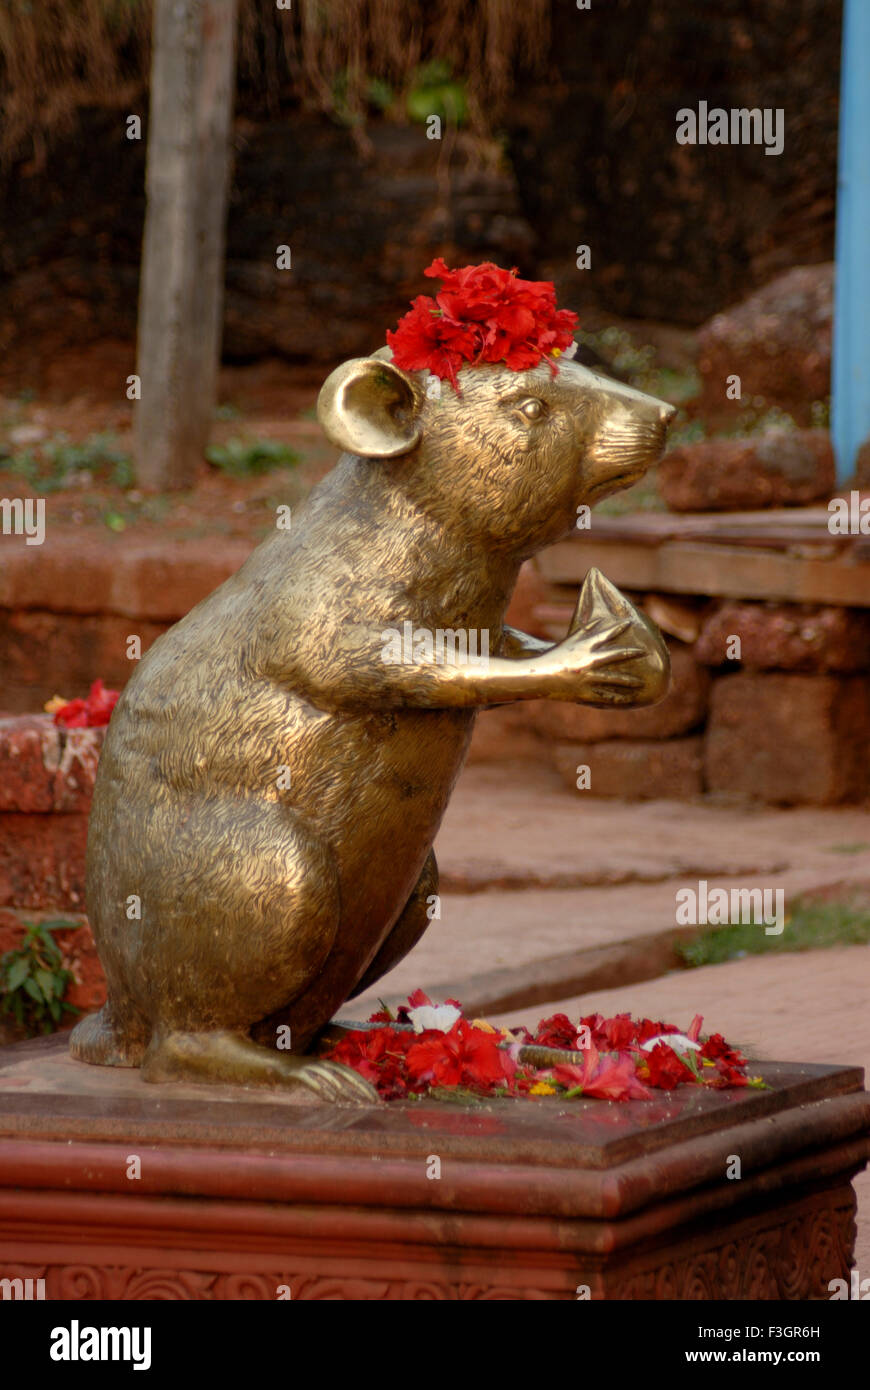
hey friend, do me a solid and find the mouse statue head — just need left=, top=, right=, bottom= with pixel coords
left=317, top=258, right=675, bottom=557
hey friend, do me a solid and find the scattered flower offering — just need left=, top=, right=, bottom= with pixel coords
left=323, top=992, right=760, bottom=1102
left=387, top=257, right=579, bottom=389
left=47, top=678, right=120, bottom=728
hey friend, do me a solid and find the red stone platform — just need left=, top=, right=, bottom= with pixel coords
left=0, top=1035, right=868, bottom=1300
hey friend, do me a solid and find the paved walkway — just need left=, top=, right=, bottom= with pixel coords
left=353, top=761, right=870, bottom=1281
left=356, top=762, right=870, bottom=1008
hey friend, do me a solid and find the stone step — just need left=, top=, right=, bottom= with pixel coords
left=538, top=508, right=870, bottom=606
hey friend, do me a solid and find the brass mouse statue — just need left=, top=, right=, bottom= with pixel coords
left=71, top=265, right=674, bottom=1102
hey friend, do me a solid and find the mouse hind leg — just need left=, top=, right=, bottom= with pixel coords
left=346, top=849, right=439, bottom=1002
left=133, top=804, right=377, bottom=1101
left=141, top=1028, right=377, bottom=1102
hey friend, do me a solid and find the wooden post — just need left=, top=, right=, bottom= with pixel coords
left=134, top=0, right=238, bottom=490
left=832, top=0, right=870, bottom=484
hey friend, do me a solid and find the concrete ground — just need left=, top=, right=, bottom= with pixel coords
left=352, top=761, right=870, bottom=1282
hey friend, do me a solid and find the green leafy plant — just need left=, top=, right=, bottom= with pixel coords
left=4, top=431, right=133, bottom=492
left=205, top=437, right=301, bottom=479
left=406, top=59, right=467, bottom=125
left=0, top=920, right=80, bottom=1036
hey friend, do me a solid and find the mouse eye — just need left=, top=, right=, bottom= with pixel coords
left=519, top=398, right=545, bottom=421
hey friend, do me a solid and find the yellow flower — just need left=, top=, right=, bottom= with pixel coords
left=44, top=695, right=68, bottom=713
left=471, top=1019, right=497, bottom=1033
left=529, top=1082, right=556, bottom=1096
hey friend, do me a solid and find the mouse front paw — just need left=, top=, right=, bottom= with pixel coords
left=558, top=567, right=670, bottom=707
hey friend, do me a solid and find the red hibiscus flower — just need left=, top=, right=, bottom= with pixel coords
left=387, top=258, right=578, bottom=389
left=635, top=1017, right=681, bottom=1046
left=699, top=1032, right=749, bottom=1088
left=533, top=1012, right=580, bottom=1050
left=699, top=1032, right=746, bottom=1067
left=597, top=1012, right=637, bottom=1052
left=53, top=678, right=119, bottom=729
left=405, top=1019, right=516, bottom=1092
left=550, top=1045, right=651, bottom=1101
left=329, top=1025, right=419, bottom=1101
left=643, top=1042, right=697, bottom=1091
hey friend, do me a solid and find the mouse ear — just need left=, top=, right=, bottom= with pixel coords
left=316, top=356, right=423, bottom=458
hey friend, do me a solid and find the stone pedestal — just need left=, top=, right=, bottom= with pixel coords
left=0, top=1036, right=867, bottom=1300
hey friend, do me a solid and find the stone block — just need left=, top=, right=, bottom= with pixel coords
left=0, top=610, right=166, bottom=714
left=0, top=716, right=60, bottom=812
left=51, top=727, right=105, bottom=813
left=705, top=673, right=870, bottom=804
left=534, top=642, right=708, bottom=742
left=553, top=737, right=704, bottom=800
left=0, top=716, right=104, bottom=812
left=696, top=602, right=870, bottom=673
left=696, top=263, right=832, bottom=427
left=0, top=534, right=253, bottom=622
left=0, top=812, right=89, bottom=910
left=659, top=431, right=834, bottom=513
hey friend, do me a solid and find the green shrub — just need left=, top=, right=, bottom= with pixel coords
left=0, top=921, right=80, bottom=1036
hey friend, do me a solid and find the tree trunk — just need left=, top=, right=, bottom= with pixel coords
left=134, top=0, right=237, bottom=491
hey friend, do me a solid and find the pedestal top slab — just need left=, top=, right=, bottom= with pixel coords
left=0, top=1036, right=868, bottom=1228
left=0, top=1034, right=863, bottom=1160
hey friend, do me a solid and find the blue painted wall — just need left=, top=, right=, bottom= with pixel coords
left=833, top=0, right=870, bottom=483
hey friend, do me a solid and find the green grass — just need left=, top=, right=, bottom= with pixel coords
left=677, top=897, right=870, bottom=969
left=205, top=437, right=301, bottom=479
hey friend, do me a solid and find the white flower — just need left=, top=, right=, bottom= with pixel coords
left=640, top=1032, right=701, bottom=1054
left=407, top=1003, right=462, bottom=1034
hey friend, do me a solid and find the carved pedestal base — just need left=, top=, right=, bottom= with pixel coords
left=0, top=1038, right=867, bottom=1301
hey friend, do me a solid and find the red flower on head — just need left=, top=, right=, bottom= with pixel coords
left=387, top=259, right=578, bottom=390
